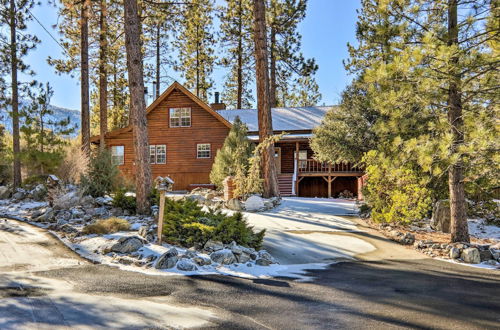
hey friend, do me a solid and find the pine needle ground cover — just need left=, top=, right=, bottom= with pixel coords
left=162, top=198, right=265, bottom=249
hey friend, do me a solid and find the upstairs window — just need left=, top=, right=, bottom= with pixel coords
left=150, top=145, right=166, bottom=164
left=170, top=107, right=191, bottom=127
left=197, top=143, right=211, bottom=159
left=111, top=146, right=124, bottom=166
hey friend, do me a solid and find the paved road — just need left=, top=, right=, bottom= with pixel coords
left=1, top=202, right=500, bottom=329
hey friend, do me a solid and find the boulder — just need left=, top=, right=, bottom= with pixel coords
left=111, top=236, right=145, bottom=254
left=479, top=250, right=493, bottom=261
left=449, top=247, right=461, bottom=259
left=30, top=184, right=47, bottom=201
left=59, top=224, right=79, bottom=234
left=94, top=207, right=109, bottom=218
left=0, top=186, right=11, bottom=199
left=155, top=248, right=179, bottom=269
left=70, top=207, right=86, bottom=219
left=36, top=208, right=55, bottom=222
left=257, top=250, right=277, bottom=264
left=461, top=248, right=480, bottom=264
left=54, top=191, right=81, bottom=209
left=236, top=253, right=251, bottom=263
left=110, top=207, right=123, bottom=216
left=12, top=190, right=27, bottom=201
left=80, top=195, right=95, bottom=208
left=388, top=230, right=415, bottom=245
left=256, top=258, right=272, bottom=266
left=430, top=200, right=451, bottom=233
left=210, top=249, right=237, bottom=264
left=226, top=198, right=243, bottom=211
left=204, top=240, right=224, bottom=252
left=176, top=258, right=198, bottom=271
left=245, top=195, right=265, bottom=212
left=95, top=196, right=113, bottom=206
left=55, top=210, right=72, bottom=222
left=192, top=255, right=212, bottom=266
left=186, top=194, right=206, bottom=204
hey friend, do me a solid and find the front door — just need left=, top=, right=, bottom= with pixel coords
left=274, top=147, right=281, bottom=174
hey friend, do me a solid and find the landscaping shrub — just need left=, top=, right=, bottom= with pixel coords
left=80, top=150, right=121, bottom=197
left=22, top=174, right=49, bottom=187
left=162, top=198, right=265, bottom=249
left=57, top=139, right=88, bottom=184
left=82, top=217, right=131, bottom=235
left=112, top=189, right=137, bottom=213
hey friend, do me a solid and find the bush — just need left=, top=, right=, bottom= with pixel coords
left=57, top=139, right=88, bottom=184
left=82, top=217, right=131, bottom=235
left=22, top=174, right=49, bottom=187
left=162, top=198, right=265, bottom=249
left=80, top=150, right=121, bottom=197
left=363, top=150, right=433, bottom=224
left=112, top=189, right=136, bottom=213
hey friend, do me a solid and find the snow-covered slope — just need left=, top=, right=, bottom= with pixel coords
left=0, top=100, right=80, bottom=137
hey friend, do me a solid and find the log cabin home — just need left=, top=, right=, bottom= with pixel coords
left=91, top=81, right=365, bottom=198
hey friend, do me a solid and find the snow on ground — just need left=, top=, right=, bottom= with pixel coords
left=60, top=231, right=332, bottom=281
left=468, top=219, right=500, bottom=241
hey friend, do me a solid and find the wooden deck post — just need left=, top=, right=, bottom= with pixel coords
left=157, top=190, right=165, bottom=245
left=295, top=141, right=299, bottom=196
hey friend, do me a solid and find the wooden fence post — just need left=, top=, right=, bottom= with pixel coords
left=157, top=190, right=165, bottom=245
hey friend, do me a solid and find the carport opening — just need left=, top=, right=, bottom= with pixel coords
left=298, top=177, right=358, bottom=198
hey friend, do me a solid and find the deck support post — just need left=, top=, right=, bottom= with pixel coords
left=295, top=141, right=300, bottom=196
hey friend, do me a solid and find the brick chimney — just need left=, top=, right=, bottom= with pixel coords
left=210, top=92, right=226, bottom=110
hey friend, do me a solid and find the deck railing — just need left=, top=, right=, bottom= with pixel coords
left=298, top=159, right=363, bottom=173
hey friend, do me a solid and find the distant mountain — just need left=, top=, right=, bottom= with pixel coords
left=0, top=100, right=80, bottom=137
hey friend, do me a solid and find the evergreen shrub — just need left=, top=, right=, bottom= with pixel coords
left=112, top=189, right=137, bottom=213
left=162, top=198, right=265, bottom=249
left=80, top=150, right=121, bottom=197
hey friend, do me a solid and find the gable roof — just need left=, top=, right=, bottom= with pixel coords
left=91, top=82, right=232, bottom=143
left=216, top=106, right=334, bottom=132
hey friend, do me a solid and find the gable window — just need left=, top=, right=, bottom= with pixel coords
left=170, top=107, right=191, bottom=127
left=150, top=145, right=166, bottom=164
left=197, top=143, right=211, bottom=159
left=111, top=146, right=124, bottom=166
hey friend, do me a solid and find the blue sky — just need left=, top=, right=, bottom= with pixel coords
left=25, top=0, right=360, bottom=110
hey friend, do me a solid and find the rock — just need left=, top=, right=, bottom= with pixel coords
left=59, top=224, right=79, bottom=234
left=30, top=184, right=47, bottom=201
left=256, top=258, right=272, bottom=266
left=155, top=248, right=179, bottom=269
left=0, top=186, right=11, bottom=199
left=115, top=256, right=135, bottom=265
left=70, top=207, right=85, bottom=219
left=36, top=208, right=55, bottom=222
left=94, top=207, right=109, bottom=218
left=80, top=195, right=94, bottom=208
left=461, top=248, right=480, bottom=264
left=226, top=198, right=243, bottom=211
left=111, top=236, right=145, bottom=254
left=430, top=200, right=451, bottom=233
left=449, top=247, right=461, bottom=259
left=192, top=255, right=212, bottom=266
left=31, top=209, right=45, bottom=219
left=245, top=195, right=265, bottom=212
left=257, top=250, right=277, bottom=264
left=483, top=260, right=498, bottom=266
left=138, top=226, right=149, bottom=238
left=183, top=250, right=198, bottom=259
left=388, top=230, right=415, bottom=245
left=176, top=258, right=198, bottom=271
left=186, top=194, right=206, bottom=203
left=110, top=207, right=123, bottom=216
left=479, top=250, right=493, bottom=261
left=56, top=210, right=72, bottom=222
left=210, top=249, right=237, bottom=264
left=54, top=191, right=80, bottom=209
left=204, top=240, right=224, bottom=252
left=12, top=190, right=27, bottom=201
left=236, top=253, right=251, bottom=263
left=95, top=196, right=113, bottom=206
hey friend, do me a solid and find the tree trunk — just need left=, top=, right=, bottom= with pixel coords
left=253, top=0, right=279, bottom=198
left=124, top=0, right=152, bottom=214
left=156, top=23, right=161, bottom=99
left=81, top=0, right=91, bottom=158
left=10, top=0, right=21, bottom=187
left=99, top=0, right=108, bottom=151
left=269, top=27, right=277, bottom=108
left=447, top=0, right=469, bottom=243
left=236, top=0, right=243, bottom=109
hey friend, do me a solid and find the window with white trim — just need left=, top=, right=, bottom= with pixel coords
left=169, top=107, right=191, bottom=127
left=111, top=146, right=124, bottom=166
left=298, top=150, right=307, bottom=170
left=197, top=143, right=211, bottom=159
left=149, top=145, right=166, bottom=164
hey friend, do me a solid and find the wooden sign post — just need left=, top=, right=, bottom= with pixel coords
left=157, top=190, right=166, bottom=245
left=154, top=176, right=174, bottom=245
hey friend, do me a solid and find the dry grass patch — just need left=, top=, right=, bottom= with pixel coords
left=82, top=217, right=131, bottom=235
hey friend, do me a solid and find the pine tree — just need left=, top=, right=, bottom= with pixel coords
left=124, top=0, right=152, bottom=214
left=253, top=0, right=279, bottom=198
left=210, top=116, right=253, bottom=187
left=218, top=0, right=254, bottom=108
left=0, top=0, right=40, bottom=187
left=267, top=0, right=319, bottom=107
left=174, top=0, right=215, bottom=100
left=285, top=75, right=321, bottom=107
left=0, top=124, right=11, bottom=184
left=20, top=82, right=76, bottom=176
